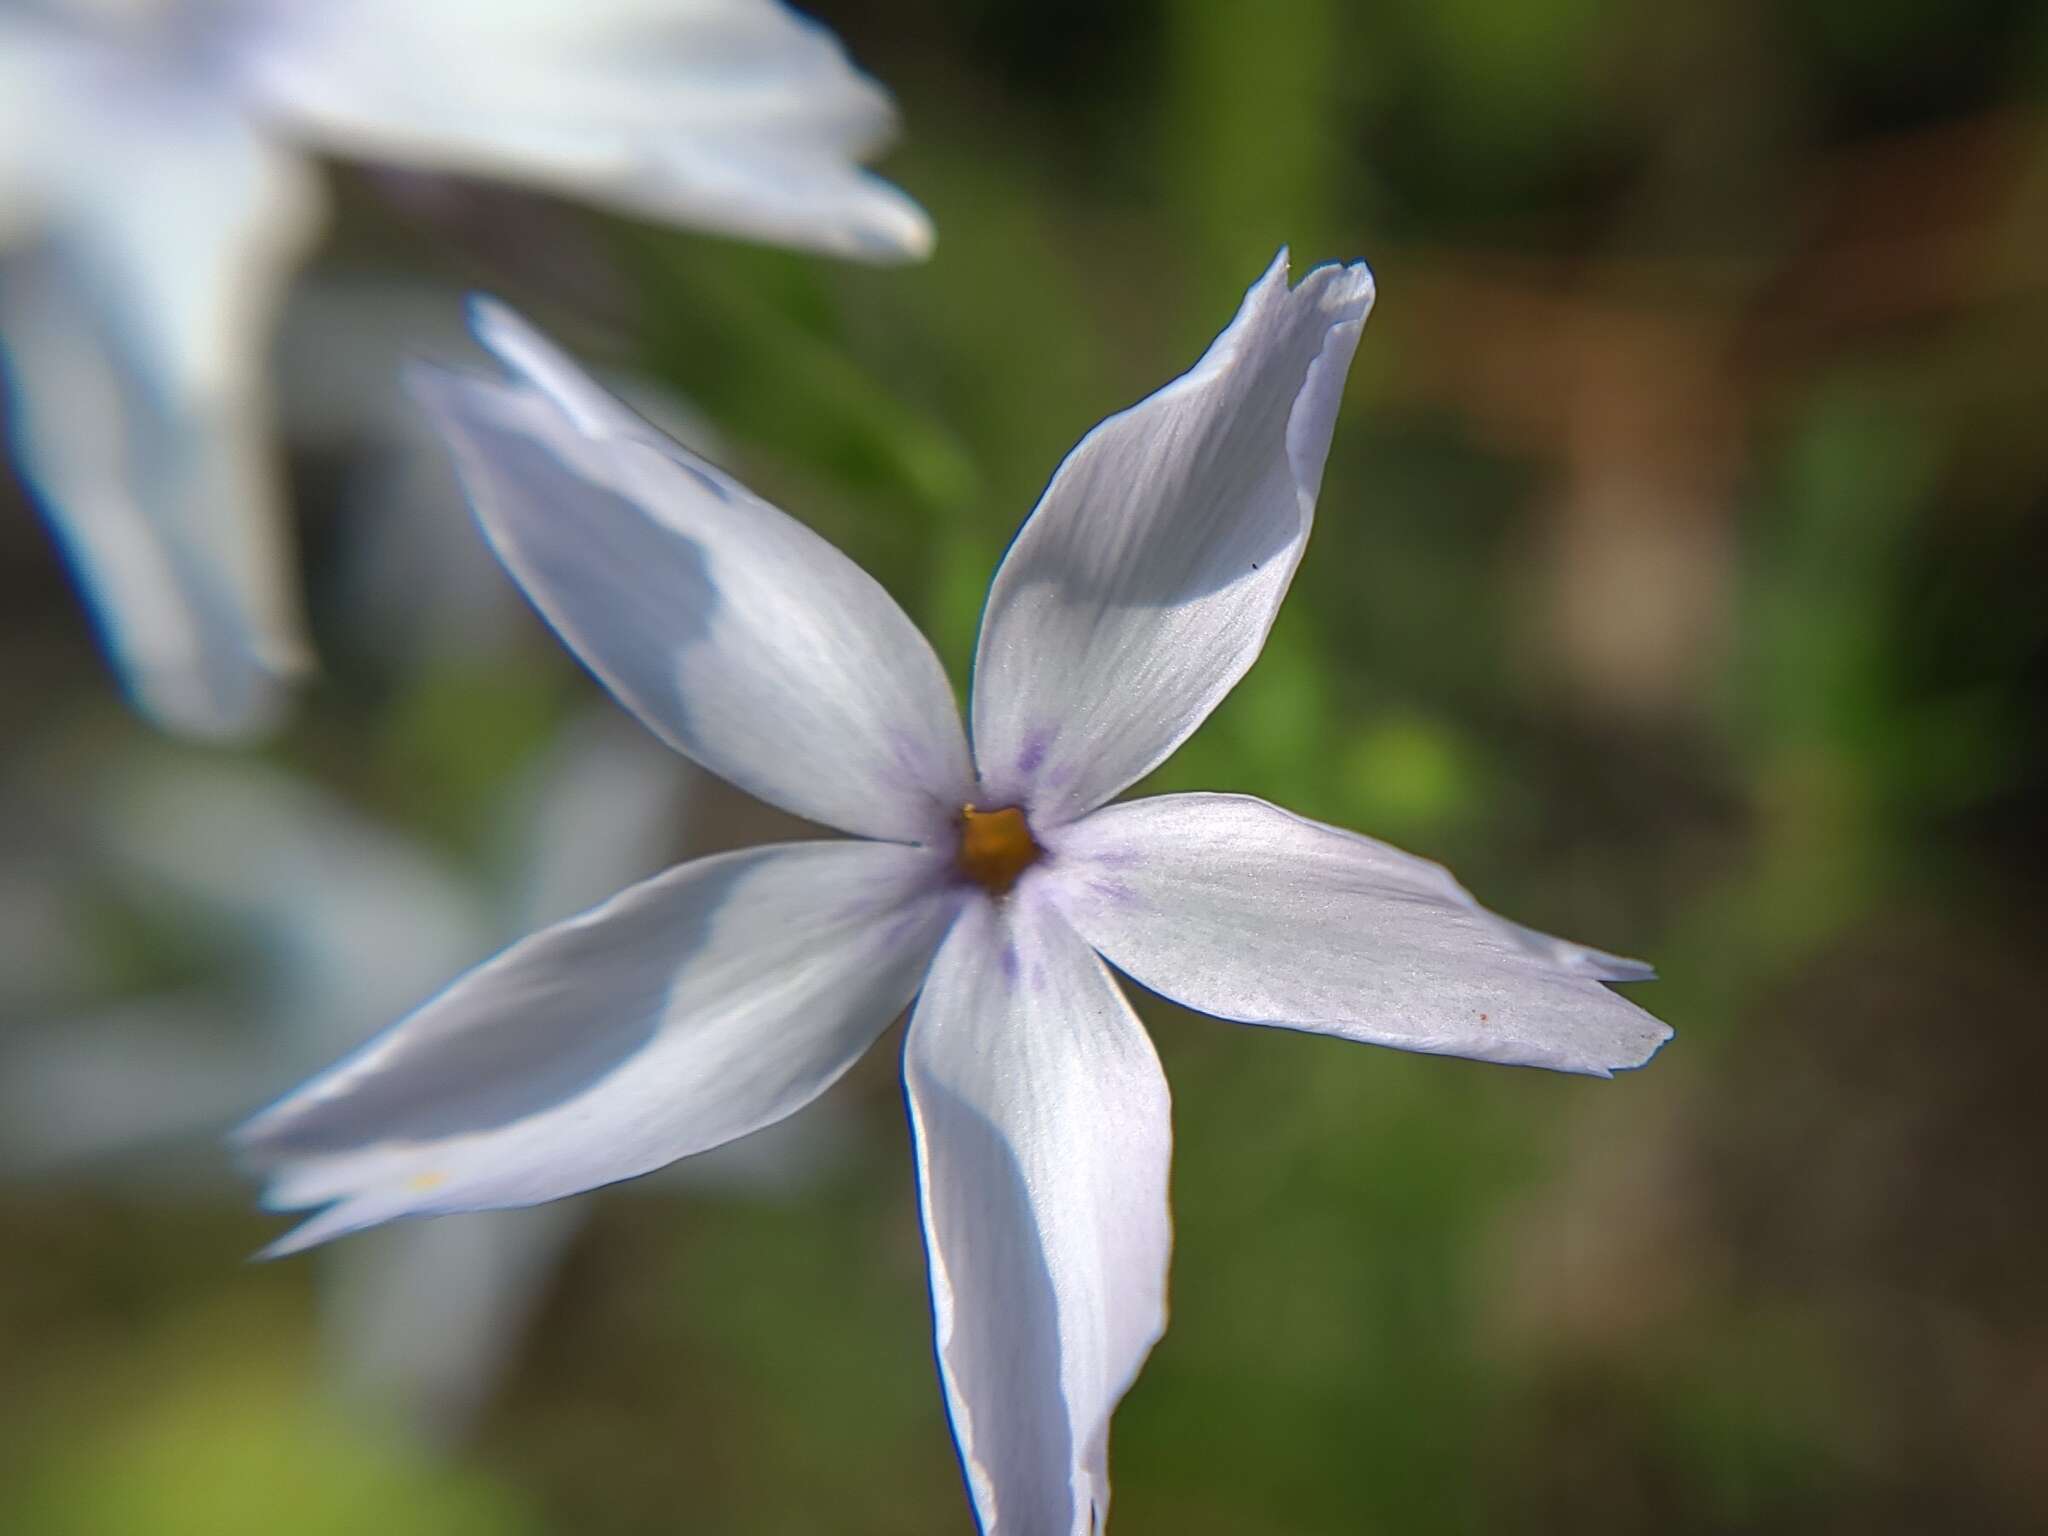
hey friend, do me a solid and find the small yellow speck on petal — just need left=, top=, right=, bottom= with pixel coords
left=408, top=1170, right=448, bottom=1193
left=958, top=804, right=1040, bottom=896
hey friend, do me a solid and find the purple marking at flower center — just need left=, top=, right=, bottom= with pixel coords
left=1015, top=729, right=1051, bottom=778
left=1086, top=876, right=1140, bottom=908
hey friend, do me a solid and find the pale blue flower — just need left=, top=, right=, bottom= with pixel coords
left=0, top=0, right=929, bottom=736
left=242, top=253, right=1671, bottom=1532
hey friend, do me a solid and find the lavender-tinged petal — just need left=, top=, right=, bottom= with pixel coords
left=1046, top=793, right=1671, bottom=1077
left=970, top=250, right=1374, bottom=823
left=905, top=890, right=1172, bottom=1535
left=409, top=304, right=974, bottom=843
left=239, top=840, right=960, bottom=1256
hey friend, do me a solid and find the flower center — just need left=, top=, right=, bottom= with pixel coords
left=956, top=804, right=1041, bottom=896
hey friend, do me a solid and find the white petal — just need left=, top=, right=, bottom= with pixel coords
left=239, top=839, right=958, bottom=1256
left=970, top=251, right=1374, bottom=823
left=242, top=0, right=932, bottom=261
left=0, top=74, right=322, bottom=735
left=409, top=304, right=974, bottom=843
left=1046, top=794, right=1672, bottom=1076
left=905, top=890, right=1171, bottom=1535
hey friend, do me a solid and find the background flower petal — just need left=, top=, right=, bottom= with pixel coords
left=969, top=251, right=1374, bottom=823
left=0, top=996, right=281, bottom=1180
left=239, top=839, right=958, bottom=1256
left=411, top=307, right=975, bottom=844
left=0, top=78, right=323, bottom=736
left=905, top=892, right=1172, bottom=1536
left=0, top=12, right=60, bottom=246
left=1048, top=793, right=1672, bottom=1076
left=242, top=0, right=932, bottom=261
left=321, top=1203, right=585, bottom=1441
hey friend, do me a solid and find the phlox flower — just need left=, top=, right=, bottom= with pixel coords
left=240, top=252, right=1672, bottom=1533
left=0, top=0, right=929, bottom=737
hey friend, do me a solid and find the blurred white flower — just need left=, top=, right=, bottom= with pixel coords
left=240, top=253, right=1672, bottom=1532
left=0, top=0, right=931, bottom=737
left=1, top=712, right=838, bottom=1438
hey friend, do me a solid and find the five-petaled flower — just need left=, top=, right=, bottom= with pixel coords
left=239, top=252, right=1672, bottom=1535
left=0, top=0, right=930, bottom=737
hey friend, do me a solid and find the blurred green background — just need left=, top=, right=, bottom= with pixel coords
left=4, top=0, right=2046, bottom=1531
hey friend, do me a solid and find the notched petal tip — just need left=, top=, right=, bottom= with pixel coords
left=1503, top=922, right=1660, bottom=985
left=1307, top=255, right=1377, bottom=310
left=1609, top=1015, right=1677, bottom=1076
left=1527, top=983, right=1673, bottom=1080
left=247, top=1188, right=412, bottom=1261
left=970, top=246, right=1381, bottom=821
left=1248, top=244, right=1376, bottom=322
left=1049, top=794, right=1677, bottom=1081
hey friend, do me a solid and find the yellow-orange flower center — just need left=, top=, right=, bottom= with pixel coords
left=957, top=804, right=1040, bottom=896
